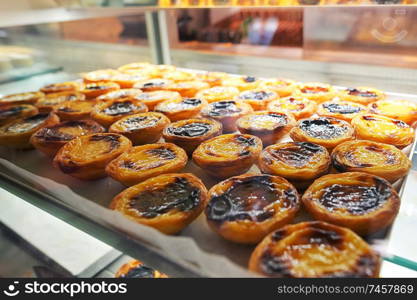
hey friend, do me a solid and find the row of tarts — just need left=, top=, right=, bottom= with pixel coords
left=0, top=62, right=416, bottom=278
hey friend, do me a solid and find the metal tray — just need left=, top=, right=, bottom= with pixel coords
left=0, top=76, right=416, bottom=277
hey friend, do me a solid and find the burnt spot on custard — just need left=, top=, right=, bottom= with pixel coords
left=362, top=115, right=408, bottom=128
left=121, top=147, right=176, bottom=171
left=34, top=121, right=104, bottom=142
left=268, top=142, right=324, bottom=168
left=85, top=84, right=108, bottom=90
left=89, top=134, right=121, bottom=150
left=347, top=88, right=377, bottom=98
left=260, top=252, right=292, bottom=277
left=6, top=113, right=50, bottom=133
left=0, top=106, right=25, bottom=118
left=142, top=80, right=167, bottom=88
left=129, top=177, right=201, bottom=218
left=206, top=176, right=296, bottom=224
left=208, top=101, right=241, bottom=117
left=182, top=98, right=202, bottom=107
left=121, top=116, right=158, bottom=130
left=102, top=101, right=139, bottom=116
left=323, top=103, right=362, bottom=114
left=235, top=135, right=256, bottom=147
left=168, top=122, right=212, bottom=137
left=299, top=118, right=348, bottom=139
left=248, top=113, right=288, bottom=128
left=58, top=107, right=77, bottom=113
left=146, top=147, right=176, bottom=160
left=119, top=265, right=155, bottom=278
left=318, top=179, right=392, bottom=215
left=244, top=76, right=256, bottom=83
left=239, top=91, right=274, bottom=101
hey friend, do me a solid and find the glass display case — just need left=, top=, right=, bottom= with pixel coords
left=0, top=1, right=417, bottom=278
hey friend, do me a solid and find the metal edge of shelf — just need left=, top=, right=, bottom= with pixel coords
left=0, top=171, right=202, bottom=278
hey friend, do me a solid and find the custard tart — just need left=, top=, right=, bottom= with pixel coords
left=53, top=100, right=97, bottom=121
left=82, top=69, right=119, bottom=83
left=96, top=89, right=142, bottom=102
left=302, top=172, right=400, bottom=235
left=81, top=81, right=120, bottom=99
left=162, top=118, right=222, bottom=155
left=166, top=80, right=210, bottom=98
left=115, top=260, right=168, bottom=278
left=200, top=100, right=253, bottom=133
left=317, top=100, right=367, bottom=122
left=339, top=87, right=384, bottom=105
left=109, top=73, right=148, bottom=88
left=53, top=133, right=132, bottom=180
left=0, top=91, right=44, bottom=106
left=267, top=96, right=317, bottom=120
left=205, top=174, right=300, bottom=244
left=40, top=81, right=83, bottom=94
left=289, top=117, right=355, bottom=150
left=0, top=112, right=59, bottom=149
left=30, top=120, right=105, bottom=157
left=369, top=99, right=417, bottom=125
left=236, top=111, right=295, bottom=146
left=192, top=133, right=262, bottom=179
left=106, top=143, right=187, bottom=186
left=195, top=86, right=240, bottom=103
left=0, top=104, right=38, bottom=126
left=351, top=114, right=414, bottom=149
left=235, top=89, right=278, bottom=111
left=221, top=75, right=261, bottom=91
left=109, top=112, right=170, bottom=145
left=133, top=91, right=182, bottom=111
left=133, top=78, right=173, bottom=92
left=331, top=140, right=411, bottom=183
left=36, top=91, right=86, bottom=113
left=110, top=173, right=208, bottom=234
left=155, top=97, right=207, bottom=122
left=259, top=78, right=297, bottom=97
left=196, top=71, right=230, bottom=87
left=296, top=82, right=336, bottom=103
left=249, top=221, right=381, bottom=277
left=163, top=70, right=196, bottom=82
left=91, top=98, right=148, bottom=127
left=259, top=142, right=330, bottom=189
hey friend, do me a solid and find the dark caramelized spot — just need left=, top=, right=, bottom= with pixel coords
left=143, top=80, right=166, bottom=88
left=182, top=98, right=202, bottom=107
left=362, top=115, right=377, bottom=121
left=58, top=107, right=76, bottom=113
left=342, top=145, right=397, bottom=167
left=146, top=147, right=176, bottom=160
left=239, top=91, right=273, bottom=101
left=206, top=176, right=295, bottom=223
left=168, top=122, right=212, bottom=137
left=8, top=113, right=50, bottom=132
left=244, top=76, right=256, bottom=83
left=347, top=88, right=377, bottom=98
left=260, top=252, right=292, bottom=276
left=0, top=106, right=25, bottom=117
left=86, top=85, right=108, bottom=90
left=323, top=103, right=361, bottom=114
left=89, top=134, right=121, bottom=149
left=120, top=265, right=155, bottom=278
left=270, top=142, right=323, bottom=168
left=319, top=180, right=392, bottom=215
left=129, top=177, right=201, bottom=218
left=299, top=118, right=348, bottom=139
left=208, top=101, right=241, bottom=117
left=122, top=116, right=158, bottom=130
left=271, top=229, right=287, bottom=241
left=102, top=101, right=139, bottom=116
left=235, top=135, right=256, bottom=147
left=392, top=119, right=408, bottom=128
left=35, top=121, right=103, bottom=142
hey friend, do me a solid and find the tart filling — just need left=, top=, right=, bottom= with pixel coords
left=205, top=174, right=299, bottom=244
left=115, top=260, right=167, bottom=278
left=81, top=81, right=120, bottom=99
left=289, top=117, right=354, bottom=150
left=317, top=100, right=367, bottom=122
left=296, top=82, right=335, bottom=103
left=40, top=81, right=82, bottom=94
left=53, top=133, right=132, bottom=180
left=339, top=87, right=384, bottom=105
left=259, top=142, right=330, bottom=182
left=249, top=221, right=381, bottom=277
left=196, top=86, right=240, bottom=103
left=259, top=78, right=296, bottom=97
left=82, top=69, right=119, bottom=83
left=96, top=89, right=142, bottom=101
left=109, top=112, right=170, bottom=145
left=331, top=140, right=411, bottom=182
left=236, top=111, right=295, bottom=146
left=351, top=114, right=414, bottom=148
left=369, top=99, right=417, bottom=125
left=192, top=133, right=262, bottom=178
left=155, top=97, right=207, bottom=122
left=0, top=104, right=38, bottom=125
left=91, top=99, right=148, bottom=127
left=166, top=80, right=210, bottom=98
left=110, top=173, right=208, bottom=234
left=0, top=91, right=44, bottom=106
left=106, top=143, right=187, bottom=186
left=31, top=120, right=105, bottom=157
left=36, top=91, right=86, bottom=112
left=133, top=90, right=182, bottom=111
left=302, top=172, right=400, bottom=235
left=162, top=118, right=222, bottom=154
left=236, top=89, right=278, bottom=110
left=133, top=79, right=173, bottom=92
left=267, top=96, right=317, bottom=120
left=53, top=100, right=96, bottom=121
left=221, top=76, right=260, bottom=91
